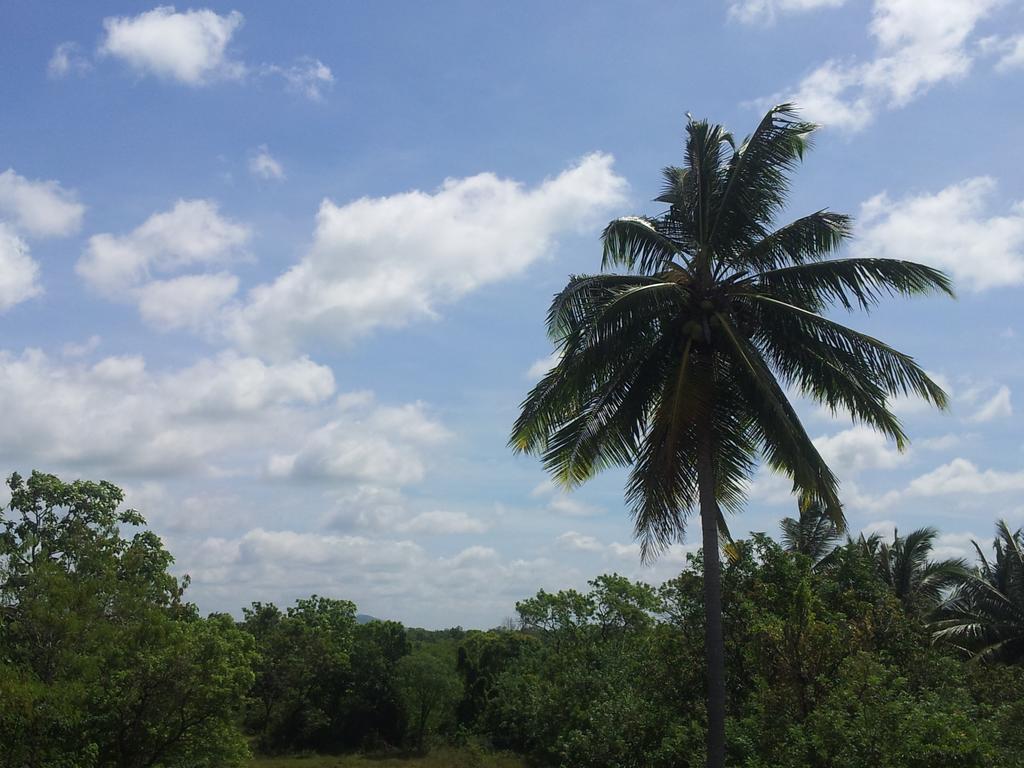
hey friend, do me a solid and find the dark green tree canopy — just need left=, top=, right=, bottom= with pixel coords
left=934, top=521, right=1024, bottom=663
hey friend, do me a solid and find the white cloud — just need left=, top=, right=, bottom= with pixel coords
left=981, top=34, right=1024, bottom=72
left=768, top=0, right=1003, bottom=130
left=124, top=482, right=244, bottom=534
left=745, top=467, right=798, bottom=506
left=48, top=42, right=91, bottom=78
left=223, top=153, right=628, bottom=356
left=526, top=351, right=561, bottom=380
left=557, top=530, right=605, bottom=552
left=855, top=178, right=1024, bottom=291
left=729, top=0, right=845, bottom=25
left=608, top=541, right=643, bottom=559
left=268, top=396, right=449, bottom=484
left=931, top=531, right=979, bottom=561
left=321, top=486, right=488, bottom=535
left=0, top=169, right=85, bottom=238
left=531, top=479, right=604, bottom=517
left=0, top=347, right=370, bottom=477
left=263, top=57, right=334, bottom=101
left=99, top=6, right=245, bottom=85
left=78, top=200, right=249, bottom=331
left=907, top=458, right=1024, bottom=496
left=918, top=433, right=960, bottom=451
left=78, top=199, right=249, bottom=296
left=968, top=385, right=1012, bottom=423
left=0, top=225, right=43, bottom=312
left=187, top=526, right=575, bottom=627
left=400, top=510, right=489, bottom=535
left=813, top=425, right=905, bottom=475
left=249, top=145, right=285, bottom=180
left=860, top=519, right=897, bottom=540
left=61, top=335, right=102, bottom=358
left=136, top=272, right=239, bottom=332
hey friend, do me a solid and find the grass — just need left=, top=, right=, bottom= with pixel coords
left=248, top=747, right=527, bottom=768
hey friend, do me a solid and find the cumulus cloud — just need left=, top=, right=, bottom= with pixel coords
left=531, top=480, right=605, bottom=517
left=223, top=153, right=628, bottom=356
left=765, top=0, right=1003, bottom=130
left=745, top=467, right=799, bottom=506
left=249, top=145, right=285, bottom=180
left=854, top=178, right=1024, bottom=292
left=729, top=0, right=845, bottom=25
left=268, top=395, right=449, bottom=484
left=99, top=6, right=246, bottom=84
left=931, top=531, right=980, bottom=562
left=77, top=199, right=248, bottom=331
left=321, top=486, right=488, bottom=535
left=557, top=530, right=605, bottom=552
left=400, top=510, right=489, bottom=535
left=47, top=42, right=91, bottom=78
left=0, top=169, right=85, bottom=238
left=187, top=527, right=573, bottom=627
left=0, top=347, right=361, bottom=476
left=906, top=458, right=1024, bottom=496
left=0, top=225, right=43, bottom=312
left=78, top=199, right=248, bottom=295
left=813, top=425, right=905, bottom=475
left=136, top=272, right=240, bottom=332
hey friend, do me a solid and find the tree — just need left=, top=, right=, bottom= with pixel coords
left=933, top=521, right=1024, bottom=663
left=0, top=470, right=253, bottom=768
left=241, top=596, right=359, bottom=753
left=510, top=104, right=951, bottom=767
left=863, top=527, right=967, bottom=614
left=781, top=497, right=842, bottom=567
left=396, top=647, right=461, bottom=752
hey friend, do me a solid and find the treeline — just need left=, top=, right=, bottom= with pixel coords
left=3, top=471, right=1024, bottom=767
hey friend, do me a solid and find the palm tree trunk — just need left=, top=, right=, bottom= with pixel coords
left=698, top=433, right=726, bottom=768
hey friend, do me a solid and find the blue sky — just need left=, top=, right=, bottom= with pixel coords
left=1, top=0, right=1023, bottom=627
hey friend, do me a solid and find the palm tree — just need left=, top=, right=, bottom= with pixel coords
left=933, top=521, right=1024, bottom=662
left=781, top=497, right=842, bottom=567
left=510, top=105, right=951, bottom=767
left=865, top=526, right=967, bottom=614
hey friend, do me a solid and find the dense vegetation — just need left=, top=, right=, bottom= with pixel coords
left=510, top=104, right=951, bottom=768
left=3, top=471, right=1024, bottom=767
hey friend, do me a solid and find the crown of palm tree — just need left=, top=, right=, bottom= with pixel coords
left=933, top=521, right=1024, bottom=662
left=781, top=496, right=842, bottom=566
left=866, top=526, right=968, bottom=612
left=511, top=104, right=952, bottom=559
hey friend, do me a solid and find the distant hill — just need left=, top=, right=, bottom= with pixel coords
left=356, top=613, right=380, bottom=624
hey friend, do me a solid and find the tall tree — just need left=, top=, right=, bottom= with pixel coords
left=510, top=105, right=951, bottom=767
left=933, top=521, right=1024, bottom=663
left=0, top=471, right=254, bottom=768
left=864, top=526, right=967, bottom=614
left=781, top=497, right=842, bottom=567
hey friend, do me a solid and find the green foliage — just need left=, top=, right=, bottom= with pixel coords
left=6, top=469, right=1024, bottom=768
left=470, top=537, right=1023, bottom=768
left=0, top=471, right=253, bottom=768
left=510, top=105, right=951, bottom=768
left=933, top=521, right=1024, bottom=663
left=242, top=598, right=411, bottom=753
left=395, top=645, right=462, bottom=752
